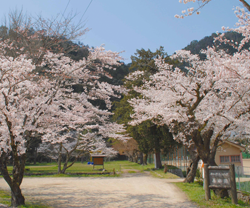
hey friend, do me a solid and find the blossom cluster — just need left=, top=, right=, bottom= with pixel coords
left=129, top=8, right=250, bottom=148
left=0, top=38, right=127, bottom=156
left=175, top=0, right=210, bottom=18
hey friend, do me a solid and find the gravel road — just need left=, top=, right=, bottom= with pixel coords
left=0, top=174, right=197, bottom=208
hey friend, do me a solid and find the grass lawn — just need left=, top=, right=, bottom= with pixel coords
left=0, top=189, right=11, bottom=207
left=3, top=161, right=158, bottom=177
left=2, top=161, right=180, bottom=178
left=174, top=182, right=250, bottom=208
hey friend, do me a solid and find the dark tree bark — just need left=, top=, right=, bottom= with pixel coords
left=2, top=114, right=26, bottom=207
left=184, top=153, right=200, bottom=183
left=133, top=150, right=139, bottom=163
left=33, top=147, right=38, bottom=165
left=191, top=129, right=218, bottom=167
left=11, top=181, right=25, bottom=207
left=57, top=143, right=62, bottom=174
left=61, top=152, right=82, bottom=174
left=239, top=0, right=250, bottom=11
left=0, top=153, right=25, bottom=207
left=155, top=151, right=162, bottom=169
left=139, top=152, right=143, bottom=165
left=60, top=142, right=86, bottom=174
left=143, top=153, right=148, bottom=165
left=154, top=135, right=162, bottom=169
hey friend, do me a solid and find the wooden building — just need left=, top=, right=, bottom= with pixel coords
left=215, top=140, right=245, bottom=167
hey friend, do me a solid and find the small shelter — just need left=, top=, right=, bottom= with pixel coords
left=91, top=154, right=106, bottom=169
left=215, top=140, right=245, bottom=167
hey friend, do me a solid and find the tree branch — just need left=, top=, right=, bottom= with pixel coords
left=239, top=0, right=250, bottom=11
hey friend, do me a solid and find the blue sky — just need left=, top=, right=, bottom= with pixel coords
left=0, top=0, right=249, bottom=63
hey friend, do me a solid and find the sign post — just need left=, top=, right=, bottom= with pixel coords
left=204, top=164, right=238, bottom=204
left=229, top=164, right=238, bottom=204
left=204, top=164, right=210, bottom=200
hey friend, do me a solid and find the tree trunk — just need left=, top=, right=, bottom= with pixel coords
left=0, top=153, right=26, bottom=207
left=134, top=150, right=139, bottom=163
left=33, top=147, right=37, bottom=165
left=143, top=153, right=148, bottom=165
left=155, top=151, right=162, bottom=169
left=61, top=155, right=72, bottom=174
left=184, top=154, right=200, bottom=183
left=154, top=134, right=162, bottom=168
left=61, top=148, right=84, bottom=174
left=57, top=143, right=62, bottom=174
left=139, top=152, right=143, bottom=164
left=61, top=157, right=68, bottom=174
left=11, top=182, right=25, bottom=207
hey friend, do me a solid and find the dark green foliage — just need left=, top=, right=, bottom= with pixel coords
left=128, top=120, right=179, bottom=156
left=99, top=63, right=130, bottom=86
left=24, top=131, right=42, bottom=165
left=196, top=169, right=201, bottom=179
left=184, top=31, right=250, bottom=60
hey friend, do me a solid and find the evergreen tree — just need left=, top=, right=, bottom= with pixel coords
left=113, top=47, right=179, bottom=168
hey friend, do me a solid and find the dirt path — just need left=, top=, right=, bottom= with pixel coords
left=0, top=174, right=197, bottom=208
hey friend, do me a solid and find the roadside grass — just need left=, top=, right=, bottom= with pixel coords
left=174, top=182, right=249, bottom=208
left=150, top=169, right=180, bottom=179
left=0, top=189, right=11, bottom=207
left=0, top=189, right=50, bottom=208
left=236, top=181, right=250, bottom=193
left=46, top=173, right=121, bottom=177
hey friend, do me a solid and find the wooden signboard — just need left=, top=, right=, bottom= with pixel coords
left=204, top=164, right=237, bottom=204
left=208, top=166, right=231, bottom=189
left=91, top=155, right=106, bottom=169
left=93, top=157, right=104, bottom=165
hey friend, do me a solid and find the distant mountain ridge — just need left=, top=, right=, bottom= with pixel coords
left=183, top=31, right=250, bottom=59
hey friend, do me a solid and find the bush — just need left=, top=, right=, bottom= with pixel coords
left=182, top=170, right=187, bottom=177
left=196, top=169, right=201, bottom=179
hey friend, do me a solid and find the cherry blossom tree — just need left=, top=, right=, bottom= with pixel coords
left=39, top=133, right=119, bottom=174
left=175, top=0, right=250, bottom=18
left=38, top=105, right=125, bottom=174
left=129, top=7, right=250, bottom=182
left=0, top=30, right=126, bottom=206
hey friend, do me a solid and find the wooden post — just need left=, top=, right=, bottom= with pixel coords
left=164, top=163, right=168, bottom=173
left=177, top=147, right=180, bottom=167
left=184, top=147, right=186, bottom=171
left=229, top=164, right=238, bottom=204
left=204, top=164, right=210, bottom=200
left=174, top=147, right=176, bottom=166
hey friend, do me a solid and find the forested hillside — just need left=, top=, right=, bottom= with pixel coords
left=183, top=31, right=250, bottom=59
